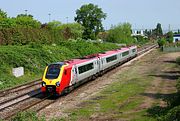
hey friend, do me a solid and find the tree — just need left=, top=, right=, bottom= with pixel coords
left=155, top=23, right=163, bottom=37
left=17, top=14, right=33, bottom=18
left=144, top=29, right=152, bottom=37
left=15, top=14, right=41, bottom=28
left=106, top=23, right=135, bottom=44
left=158, top=38, right=166, bottom=47
left=75, top=3, right=106, bottom=40
left=166, top=31, right=173, bottom=43
left=0, top=9, right=7, bottom=18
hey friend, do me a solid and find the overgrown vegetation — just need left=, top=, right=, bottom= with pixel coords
left=0, top=9, right=85, bottom=45
left=12, top=111, right=45, bottom=121
left=0, top=22, right=85, bottom=45
left=0, top=41, right=118, bottom=90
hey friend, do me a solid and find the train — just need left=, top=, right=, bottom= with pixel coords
left=41, top=45, right=137, bottom=95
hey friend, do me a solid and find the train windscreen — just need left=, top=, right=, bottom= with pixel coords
left=45, top=64, right=62, bottom=79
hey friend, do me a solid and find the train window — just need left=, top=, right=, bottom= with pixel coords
left=106, top=55, right=117, bottom=63
left=78, top=63, right=94, bottom=74
left=45, top=64, right=61, bottom=79
left=122, top=51, right=129, bottom=57
left=132, top=49, right=136, bottom=53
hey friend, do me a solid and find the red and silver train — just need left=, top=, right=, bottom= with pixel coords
left=41, top=46, right=137, bottom=95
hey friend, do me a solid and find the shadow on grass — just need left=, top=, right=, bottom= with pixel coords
left=163, top=71, right=180, bottom=74
left=149, top=74, right=180, bottom=80
left=141, top=92, right=176, bottom=100
left=163, top=60, right=177, bottom=64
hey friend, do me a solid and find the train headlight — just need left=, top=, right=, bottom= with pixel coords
left=42, top=82, right=46, bottom=87
left=56, top=82, right=60, bottom=87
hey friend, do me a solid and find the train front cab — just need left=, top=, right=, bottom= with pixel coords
left=41, top=63, right=71, bottom=95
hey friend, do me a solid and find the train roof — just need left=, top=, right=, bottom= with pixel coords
left=98, top=46, right=135, bottom=57
left=64, top=46, right=137, bottom=66
left=65, top=58, right=98, bottom=66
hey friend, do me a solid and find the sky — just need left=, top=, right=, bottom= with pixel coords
left=0, top=0, right=180, bottom=30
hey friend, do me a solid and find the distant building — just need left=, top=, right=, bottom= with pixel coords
left=131, top=29, right=147, bottom=38
left=173, top=34, right=180, bottom=43
left=132, top=30, right=145, bottom=36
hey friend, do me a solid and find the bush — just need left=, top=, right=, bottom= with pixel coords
left=158, top=38, right=166, bottom=47
left=160, top=106, right=180, bottom=121
left=12, top=111, right=45, bottom=121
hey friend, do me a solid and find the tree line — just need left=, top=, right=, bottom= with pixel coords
left=0, top=3, right=172, bottom=45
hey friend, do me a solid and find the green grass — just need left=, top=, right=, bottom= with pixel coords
left=61, top=62, right=155, bottom=121
left=11, top=111, right=45, bottom=121
left=0, top=41, right=119, bottom=90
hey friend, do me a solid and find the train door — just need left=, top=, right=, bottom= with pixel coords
left=99, top=57, right=104, bottom=71
left=97, top=58, right=101, bottom=72
left=71, top=65, right=78, bottom=85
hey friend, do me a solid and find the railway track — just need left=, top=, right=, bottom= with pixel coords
left=0, top=44, right=157, bottom=120
left=0, top=93, right=52, bottom=120
left=0, top=79, right=41, bottom=97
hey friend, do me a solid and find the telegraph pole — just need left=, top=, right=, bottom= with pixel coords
left=48, top=13, right=51, bottom=22
left=25, top=10, right=28, bottom=15
left=66, top=17, right=68, bottom=24
left=168, top=24, right=171, bottom=32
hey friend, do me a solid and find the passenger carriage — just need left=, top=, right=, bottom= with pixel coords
left=41, top=46, right=137, bottom=95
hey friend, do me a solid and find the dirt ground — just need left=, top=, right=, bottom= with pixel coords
left=138, top=52, right=179, bottom=109
left=38, top=50, right=180, bottom=121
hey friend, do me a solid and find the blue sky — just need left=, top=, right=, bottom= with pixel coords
left=0, top=0, right=180, bottom=30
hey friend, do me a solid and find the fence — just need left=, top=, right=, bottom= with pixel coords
left=162, top=46, right=180, bottom=52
